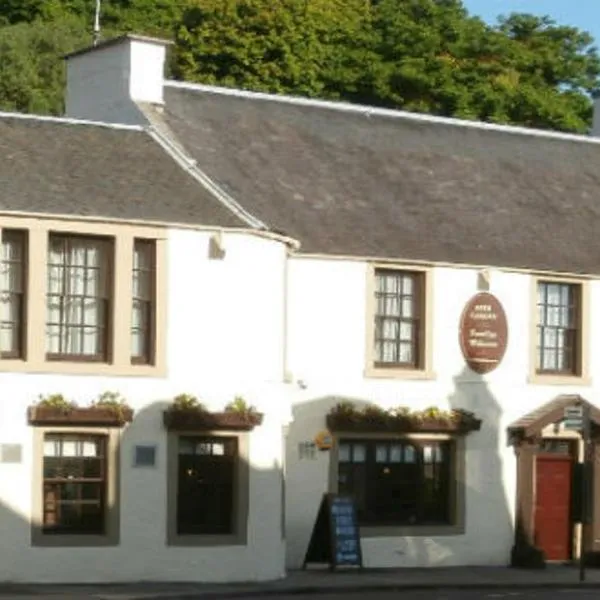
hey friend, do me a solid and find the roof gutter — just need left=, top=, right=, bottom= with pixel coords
left=146, top=125, right=268, bottom=231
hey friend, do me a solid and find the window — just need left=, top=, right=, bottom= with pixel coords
left=373, top=269, right=423, bottom=368
left=176, top=436, right=237, bottom=535
left=41, top=434, right=107, bottom=535
left=0, top=230, right=26, bottom=358
left=536, top=281, right=580, bottom=374
left=337, top=439, right=452, bottom=526
left=131, top=239, right=155, bottom=364
left=46, top=234, right=112, bottom=361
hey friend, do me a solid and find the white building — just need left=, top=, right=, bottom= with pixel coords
left=0, top=33, right=599, bottom=583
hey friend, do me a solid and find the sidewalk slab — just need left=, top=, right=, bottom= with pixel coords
left=2, top=566, right=600, bottom=599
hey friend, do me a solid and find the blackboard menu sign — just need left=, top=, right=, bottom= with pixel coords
left=303, top=493, right=363, bottom=570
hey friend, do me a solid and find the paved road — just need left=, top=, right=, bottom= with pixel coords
left=261, top=591, right=600, bottom=600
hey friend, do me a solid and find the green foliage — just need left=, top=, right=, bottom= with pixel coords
left=224, top=395, right=257, bottom=415
left=0, top=0, right=599, bottom=132
left=170, top=393, right=207, bottom=412
left=37, top=393, right=76, bottom=410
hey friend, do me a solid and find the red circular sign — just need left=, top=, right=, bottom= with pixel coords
left=458, top=292, right=508, bottom=374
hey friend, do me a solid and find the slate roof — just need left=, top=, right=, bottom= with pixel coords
left=0, top=114, right=245, bottom=228
left=160, top=82, right=600, bottom=274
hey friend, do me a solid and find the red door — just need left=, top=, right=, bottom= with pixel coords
left=534, top=455, right=573, bottom=561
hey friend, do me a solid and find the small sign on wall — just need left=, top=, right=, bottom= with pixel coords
left=133, top=444, right=157, bottom=468
left=298, top=441, right=317, bottom=460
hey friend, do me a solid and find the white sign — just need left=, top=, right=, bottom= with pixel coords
left=564, top=406, right=584, bottom=431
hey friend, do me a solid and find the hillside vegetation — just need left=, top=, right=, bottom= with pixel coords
left=0, top=0, right=598, bottom=132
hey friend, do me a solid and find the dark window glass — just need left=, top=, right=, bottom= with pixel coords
left=338, top=439, right=452, bottom=525
left=176, top=436, right=236, bottom=535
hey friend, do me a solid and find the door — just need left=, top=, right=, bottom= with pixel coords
left=534, top=455, right=573, bottom=561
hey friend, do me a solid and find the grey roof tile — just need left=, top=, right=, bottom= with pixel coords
left=0, top=115, right=245, bottom=228
left=162, top=84, right=600, bottom=274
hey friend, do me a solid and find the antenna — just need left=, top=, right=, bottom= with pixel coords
left=93, top=0, right=101, bottom=46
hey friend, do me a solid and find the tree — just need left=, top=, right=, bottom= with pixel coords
left=0, top=0, right=598, bottom=133
left=0, top=15, right=92, bottom=115
left=172, top=0, right=378, bottom=101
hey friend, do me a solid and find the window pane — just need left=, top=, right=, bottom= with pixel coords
left=176, top=436, right=237, bottom=535
left=338, top=439, right=452, bottom=526
left=131, top=240, right=155, bottom=364
left=537, top=281, right=579, bottom=374
left=374, top=270, right=421, bottom=367
left=45, top=235, right=111, bottom=360
left=0, top=230, right=25, bottom=357
left=42, top=434, right=107, bottom=535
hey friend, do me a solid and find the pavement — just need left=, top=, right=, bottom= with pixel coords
left=2, top=566, right=600, bottom=599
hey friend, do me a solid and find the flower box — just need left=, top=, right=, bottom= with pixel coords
left=326, top=410, right=481, bottom=434
left=163, top=410, right=264, bottom=432
left=27, top=405, right=134, bottom=427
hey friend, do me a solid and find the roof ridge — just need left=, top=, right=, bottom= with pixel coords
left=0, top=110, right=144, bottom=132
left=165, top=79, right=600, bottom=147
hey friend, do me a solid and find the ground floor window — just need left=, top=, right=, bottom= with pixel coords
left=42, top=433, right=107, bottom=535
left=176, top=435, right=237, bottom=535
left=337, top=438, right=453, bottom=526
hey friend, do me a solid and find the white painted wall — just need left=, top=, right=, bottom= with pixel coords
left=284, top=257, right=600, bottom=569
left=65, top=38, right=166, bottom=125
left=0, top=228, right=288, bottom=583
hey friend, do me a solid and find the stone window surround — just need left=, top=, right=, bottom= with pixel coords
left=328, top=432, right=466, bottom=538
left=364, top=262, right=435, bottom=380
left=166, top=430, right=250, bottom=547
left=528, top=274, right=590, bottom=386
left=0, top=215, right=167, bottom=377
left=31, top=426, right=121, bottom=547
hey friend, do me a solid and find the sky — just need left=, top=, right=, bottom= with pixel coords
left=462, top=0, right=600, bottom=47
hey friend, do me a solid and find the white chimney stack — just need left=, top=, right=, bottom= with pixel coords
left=64, top=34, right=171, bottom=125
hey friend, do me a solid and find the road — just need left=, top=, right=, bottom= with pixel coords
left=256, top=592, right=600, bottom=600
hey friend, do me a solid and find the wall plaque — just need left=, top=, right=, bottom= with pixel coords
left=459, top=292, right=508, bottom=374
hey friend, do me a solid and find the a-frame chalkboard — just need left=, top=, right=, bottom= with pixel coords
left=302, top=493, right=363, bottom=570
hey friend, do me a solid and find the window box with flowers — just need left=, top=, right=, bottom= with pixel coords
left=163, top=395, right=263, bottom=432
left=326, top=402, right=482, bottom=434
left=27, top=392, right=134, bottom=428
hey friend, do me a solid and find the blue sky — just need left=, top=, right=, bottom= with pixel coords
left=462, top=0, right=600, bottom=47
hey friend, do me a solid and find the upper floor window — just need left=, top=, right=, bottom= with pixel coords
left=536, top=281, right=580, bottom=375
left=0, top=230, right=26, bottom=359
left=338, top=439, right=453, bottom=526
left=374, top=269, right=423, bottom=368
left=131, top=239, right=155, bottom=364
left=46, top=234, right=112, bottom=362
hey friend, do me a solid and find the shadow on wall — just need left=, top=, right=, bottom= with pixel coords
left=0, top=398, right=284, bottom=584
left=285, top=364, right=513, bottom=569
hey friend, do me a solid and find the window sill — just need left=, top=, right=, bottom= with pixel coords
left=528, top=373, right=591, bottom=386
left=31, top=532, right=119, bottom=547
left=359, top=523, right=464, bottom=538
left=0, top=358, right=166, bottom=378
left=167, top=532, right=247, bottom=547
left=364, top=366, right=436, bottom=381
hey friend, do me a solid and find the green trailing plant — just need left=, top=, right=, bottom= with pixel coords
left=36, top=393, right=76, bottom=413
left=169, top=393, right=207, bottom=413
left=224, top=396, right=258, bottom=416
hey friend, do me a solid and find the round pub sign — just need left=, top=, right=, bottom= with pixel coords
left=459, top=292, right=508, bottom=374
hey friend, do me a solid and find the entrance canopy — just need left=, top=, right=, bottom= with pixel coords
left=507, top=394, right=600, bottom=443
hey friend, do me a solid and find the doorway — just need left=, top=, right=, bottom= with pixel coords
left=534, top=439, right=576, bottom=561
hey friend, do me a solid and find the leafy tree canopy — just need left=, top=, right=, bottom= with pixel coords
left=0, top=0, right=598, bottom=133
